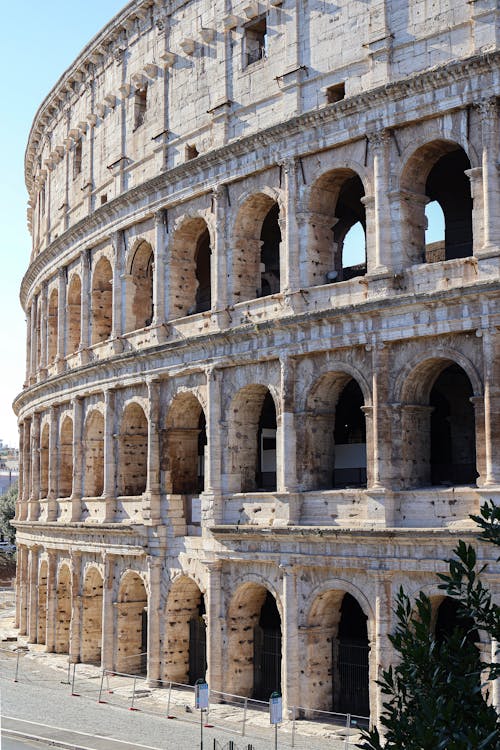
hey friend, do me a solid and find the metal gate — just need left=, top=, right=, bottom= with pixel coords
left=189, top=615, right=207, bottom=684
left=335, top=640, right=369, bottom=717
left=253, top=625, right=281, bottom=700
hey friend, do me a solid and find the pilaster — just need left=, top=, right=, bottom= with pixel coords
left=103, top=389, right=117, bottom=522
left=144, top=379, right=161, bottom=524
left=202, top=366, right=223, bottom=525
left=47, top=405, right=59, bottom=521
left=70, top=397, right=83, bottom=521
left=29, top=412, right=41, bottom=520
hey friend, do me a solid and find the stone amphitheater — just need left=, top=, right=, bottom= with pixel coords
left=13, top=0, right=500, bottom=726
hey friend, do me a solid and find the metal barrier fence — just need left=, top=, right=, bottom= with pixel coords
left=1, top=645, right=368, bottom=749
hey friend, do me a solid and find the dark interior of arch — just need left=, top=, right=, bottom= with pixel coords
left=425, top=149, right=472, bottom=261
left=254, top=591, right=282, bottom=700
left=197, top=411, right=207, bottom=493
left=260, top=203, right=281, bottom=296
left=333, top=175, right=366, bottom=280
left=195, top=228, right=211, bottom=313
left=430, top=364, right=476, bottom=485
left=257, top=391, right=277, bottom=490
left=335, top=593, right=369, bottom=716
left=333, top=379, right=367, bottom=488
left=435, top=597, right=479, bottom=646
left=189, top=593, right=207, bottom=684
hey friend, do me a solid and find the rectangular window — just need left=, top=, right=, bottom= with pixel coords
left=244, top=16, right=267, bottom=68
left=326, top=83, right=345, bottom=104
left=134, top=85, right=147, bottom=129
left=73, top=140, right=82, bottom=178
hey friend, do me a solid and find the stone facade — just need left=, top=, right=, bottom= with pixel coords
left=14, top=0, right=500, bottom=724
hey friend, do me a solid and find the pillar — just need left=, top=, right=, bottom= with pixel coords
left=103, top=389, right=117, bottom=522
left=30, top=298, right=37, bottom=382
left=144, top=379, right=161, bottom=524
left=27, top=546, right=39, bottom=643
left=477, top=98, right=500, bottom=256
left=29, top=412, right=40, bottom=521
left=56, top=267, right=67, bottom=370
left=281, top=566, right=299, bottom=711
left=25, top=307, right=32, bottom=387
left=205, top=561, right=224, bottom=693
left=111, top=230, right=124, bottom=343
left=80, top=250, right=91, bottom=351
left=280, top=158, right=300, bottom=292
left=45, top=550, right=58, bottom=652
left=481, top=329, right=500, bottom=485
left=202, top=366, right=223, bottom=525
left=16, top=423, right=27, bottom=521
left=70, top=397, right=83, bottom=521
left=69, top=552, right=82, bottom=663
left=152, top=209, right=168, bottom=328
left=211, top=185, right=229, bottom=311
left=39, top=282, right=48, bottom=377
left=17, top=545, right=29, bottom=633
left=373, top=575, right=392, bottom=727
left=101, top=554, right=116, bottom=671
left=146, top=556, right=162, bottom=684
left=47, top=405, right=58, bottom=521
left=366, top=130, right=392, bottom=275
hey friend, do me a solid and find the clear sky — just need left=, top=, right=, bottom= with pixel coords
left=0, top=1, right=127, bottom=448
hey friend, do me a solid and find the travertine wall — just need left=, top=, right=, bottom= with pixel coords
left=14, top=0, right=500, bottom=727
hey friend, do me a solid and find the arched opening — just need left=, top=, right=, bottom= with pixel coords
left=163, top=576, right=206, bottom=685
left=67, top=274, right=82, bottom=355
left=91, top=257, right=113, bottom=344
left=430, top=365, right=476, bottom=485
left=169, top=218, right=212, bottom=318
left=58, top=416, right=73, bottom=498
left=306, top=170, right=366, bottom=287
left=55, top=565, right=72, bottom=654
left=81, top=568, right=103, bottom=665
left=231, top=194, right=281, bottom=303
left=401, top=360, right=477, bottom=488
left=301, top=374, right=367, bottom=491
left=117, top=403, right=148, bottom=496
left=117, top=572, right=148, bottom=675
left=434, top=597, right=478, bottom=646
left=307, top=590, right=370, bottom=717
left=40, top=423, right=49, bottom=499
left=227, top=584, right=281, bottom=699
left=37, top=560, right=48, bottom=645
left=47, top=289, right=58, bottom=364
left=83, top=411, right=104, bottom=497
left=127, top=241, right=154, bottom=332
left=401, top=141, right=472, bottom=265
left=227, top=386, right=277, bottom=493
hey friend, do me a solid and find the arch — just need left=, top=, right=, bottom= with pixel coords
left=399, top=357, right=478, bottom=488
left=83, top=410, right=104, bottom=497
left=116, top=571, right=148, bottom=675
left=117, top=403, right=148, bottom=496
left=306, top=588, right=370, bottom=716
left=47, top=288, right=58, bottom=364
left=40, top=422, right=49, bottom=499
left=165, top=392, right=206, bottom=496
left=81, top=567, right=103, bottom=665
left=67, top=274, right=82, bottom=354
left=305, top=169, right=366, bottom=287
left=226, top=581, right=282, bottom=699
left=400, top=140, right=473, bottom=265
left=55, top=564, right=72, bottom=654
left=58, top=416, right=73, bottom=498
left=37, top=560, right=48, bottom=645
left=168, top=217, right=212, bottom=318
left=163, top=575, right=206, bottom=684
left=226, top=385, right=278, bottom=493
left=300, top=371, right=368, bottom=490
left=91, top=257, right=113, bottom=344
left=125, top=240, right=154, bottom=332
left=231, top=193, right=282, bottom=303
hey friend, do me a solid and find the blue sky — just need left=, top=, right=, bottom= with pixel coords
left=0, top=1, right=127, bottom=447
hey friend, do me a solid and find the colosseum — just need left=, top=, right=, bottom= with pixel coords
left=13, top=0, right=500, bottom=726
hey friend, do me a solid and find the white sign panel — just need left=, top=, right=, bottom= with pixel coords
left=270, top=693, right=282, bottom=725
left=195, top=681, right=209, bottom=710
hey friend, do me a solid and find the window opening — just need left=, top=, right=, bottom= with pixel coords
left=334, top=594, right=369, bottom=717
left=333, top=175, right=366, bottom=281
left=326, top=83, right=345, bottom=103
left=186, top=144, right=199, bottom=161
left=259, top=203, right=281, bottom=296
left=256, top=392, right=277, bottom=491
left=425, top=201, right=445, bottom=263
left=244, top=16, right=267, bottom=67
left=253, top=591, right=281, bottom=700
left=188, top=596, right=207, bottom=685
left=73, top=140, right=82, bottom=179
left=134, top=85, right=147, bottom=130
left=333, top=380, right=366, bottom=488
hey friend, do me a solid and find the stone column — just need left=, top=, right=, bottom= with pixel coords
left=39, top=282, right=48, bottom=378
left=17, top=545, right=29, bottom=633
left=56, top=267, right=67, bottom=371
left=27, top=546, right=40, bottom=643
left=152, top=209, right=168, bottom=330
left=101, top=554, right=116, bottom=671
left=47, top=405, right=59, bottom=521
left=30, top=298, right=37, bottom=382
left=366, top=131, right=392, bottom=275
left=69, top=552, right=82, bottom=663
left=45, top=550, right=58, bottom=652
left=205, top=561, right=224, bottom=693
left=29, top=413, right=41, bottom=521
left=111, top=230, right=124, bottom=346
left=144, top=379, right=161, bottom=524
left=280, top=159, right=300, bottom=292
left=373, top=575, right=392, bottom=728
left=80, top=250, right=91, bottom=352
left=476, top=98, right=500, bottom=256
left=20, top=419, right=31, bottom=521
left=16, top=423, right=26, bottom=521
left=25, top=307, right=32, bottom=387
left=103, top=389, right=117, bottom=522
left=146, top=556, right=162, bottom=684
left=71, top=397, right=83, bottom=521
left=281, top=566, right=299, bottom=711
left=491, top=638, right=499, bottom=712
left=211, top=185, right=228, bottom=311
left=481, top=329, right=500, bottom=485
left=202, top=367, right=223, bottom=525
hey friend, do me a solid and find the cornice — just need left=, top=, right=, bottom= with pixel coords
left=20, top=50, right=500, bottom=308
